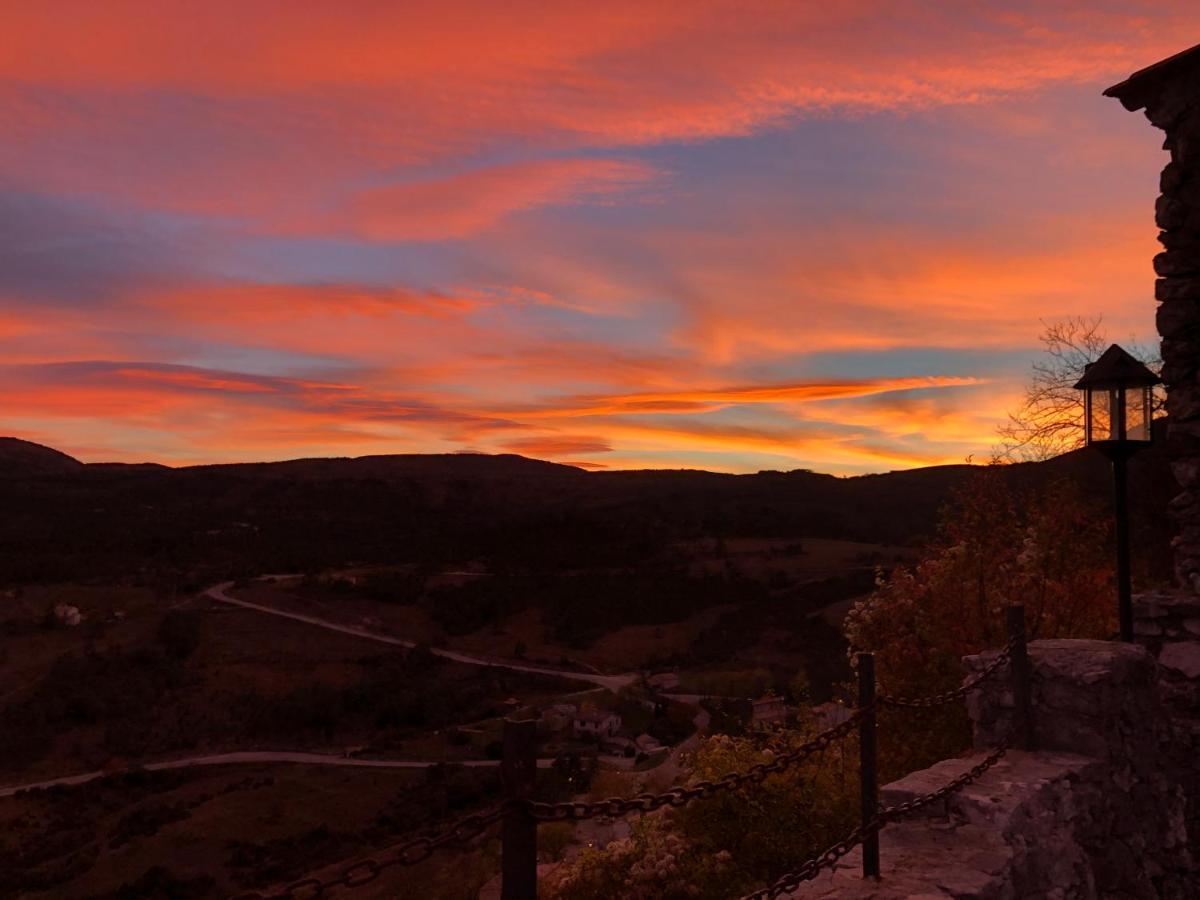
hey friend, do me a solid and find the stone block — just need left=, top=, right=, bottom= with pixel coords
left=1158, top=299, right=1200, bottom=340
left=1163, top=161, right=1184, bottom=193
left=1155, top=249, right=1200, bottom=277
left=1159, top=641, right=1200, bottom=678
left=1157, top=223, right=1200, bottom=249
left=1156, top=276, right=1200, bottom=300
left=1157, top=194, right=1189, bottom=229
left=1135, top=590, right=1200, bottom=619
left=1171, top=457, right=1200, bottom=489
left=1135, top=618, right=1163, bottom=636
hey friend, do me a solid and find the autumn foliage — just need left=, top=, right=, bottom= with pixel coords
left=845, top=466, right=1116, bottom=773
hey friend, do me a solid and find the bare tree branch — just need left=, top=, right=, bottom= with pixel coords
left=995, top=316, right=1162, bottom=462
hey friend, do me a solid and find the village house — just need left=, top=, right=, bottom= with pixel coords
left=750, top=695, right=788, bottom=728
left=539, top=703, right=577, bottom=733
left=572, top=709, right=621, bottom=740
left=635, top=733, right=662, bottom=753
left=812, top=701, right=852, bottom=730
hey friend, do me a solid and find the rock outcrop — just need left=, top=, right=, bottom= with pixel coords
left=786, top=638, right=1195, bottom=899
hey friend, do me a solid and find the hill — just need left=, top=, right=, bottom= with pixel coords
left=0, top=434, right=1175, bottom=587
left=0, top=438, right=83, bottom=478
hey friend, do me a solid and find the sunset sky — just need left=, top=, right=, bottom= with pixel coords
left=1, top=3, right=1189, bottom=474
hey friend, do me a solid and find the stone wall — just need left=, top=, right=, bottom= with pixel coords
left=1135, top=590, right=1200, bottom=863
left=787, top=639, right=1196, bottom=899
left=1105, top=49, right=1200, bottom=594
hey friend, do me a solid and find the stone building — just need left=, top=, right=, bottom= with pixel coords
left=1105, top=43, right=1200, bottom=595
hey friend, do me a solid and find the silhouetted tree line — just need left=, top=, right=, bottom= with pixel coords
left=2, top=443, right=1172, bottom=589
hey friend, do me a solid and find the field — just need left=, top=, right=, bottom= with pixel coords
left=0, top=580, right=577, bottom=785
left=0, top=532, right=906, bottom=897
left=1, top=763, right=502, bottom=899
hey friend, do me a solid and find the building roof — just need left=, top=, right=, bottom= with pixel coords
left=1104, top=43, right=1200, bottom=112
left=575, top=708, right=618, bottom=723
left=1072, top=344, right=1161, bottom=390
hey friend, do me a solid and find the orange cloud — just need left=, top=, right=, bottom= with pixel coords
left=502, top=435, right=613, bottom=456
left=510, top=376, right=982, bottom=418
left=660, top=210, right=1159, bottom=362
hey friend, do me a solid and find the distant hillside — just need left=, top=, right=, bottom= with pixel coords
left=0, top=438, right=83, bottom=478
left=185, top=452, right=584, bottom=481
left=0, top=434, right=1175, bottom=587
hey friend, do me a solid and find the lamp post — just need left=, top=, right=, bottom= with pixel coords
left=1074, top=344, right=1160, bottom=642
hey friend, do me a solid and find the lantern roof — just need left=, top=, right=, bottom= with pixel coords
left=1073, top=344, right=1161, bottom=390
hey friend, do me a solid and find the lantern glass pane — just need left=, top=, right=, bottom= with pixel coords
left=1088, top=388, right=1113, bottom=442
left=1125, top=386, right=1150, bottom=442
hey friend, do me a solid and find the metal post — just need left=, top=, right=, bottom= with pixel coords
left=1006, top=604, right=1036, bottom=751
left=1113, top=455, right=1133, bottom=642
left=501, top=719, right=537, bottom=900
left=857, top=652, right=880, bottom=879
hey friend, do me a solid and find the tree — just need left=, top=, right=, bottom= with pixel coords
left=843, top=467, right=1115, bottom=774
left=996, top=317, right=1161, bottom=461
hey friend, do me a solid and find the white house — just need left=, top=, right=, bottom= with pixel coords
left=572, top=709, right=621, bottom=739
left=750, top=696, right=788, bottom=728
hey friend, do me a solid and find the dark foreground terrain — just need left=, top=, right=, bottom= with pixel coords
left=0, top=435, right=1176, bottom=897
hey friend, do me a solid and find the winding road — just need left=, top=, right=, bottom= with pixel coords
left=0, top=580, right=698, bottom=800
left=204, top=580, right=638, bottom=691
left=0, top=751, right=557, bottom=799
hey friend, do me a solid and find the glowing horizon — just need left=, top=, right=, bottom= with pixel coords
left=1, top=3, right=1181, bottom=474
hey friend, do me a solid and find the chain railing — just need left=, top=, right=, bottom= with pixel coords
left=233, top=803, right=509, bottom=900
left=241, top=603, right=1036, bottom=900
left=740, top=818, right=884, bottom=900
left=523, top=708, right=867, bottom=822
left=880, top=738, right=1010, bottom=822
left=739, top=734, right=1013, bottom=900
left=876, top=639, right=1014, bottom=708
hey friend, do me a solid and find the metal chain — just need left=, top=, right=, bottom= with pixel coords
left=231, top=803, right=508, bottom=900
left=235, top=638, right=1016, bottom=898
left=739, top=734, right=1012, bottom=899
left=523, top=709, right=868, bottom=823
left=880, top=738, right=1009, bottom=821
left=739, top=818, right=883, bottom=899
left=877, top=640, right=1014, bottom=709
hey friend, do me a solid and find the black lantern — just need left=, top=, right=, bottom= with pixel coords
left=1073, top=344, right=1161, bottom=642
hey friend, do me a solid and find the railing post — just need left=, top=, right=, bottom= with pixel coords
left=857, top=652, right=880, bottom=879
left=1005, top=604, right=1036, bottom=751
left=501, top=718, right=537, bottom=900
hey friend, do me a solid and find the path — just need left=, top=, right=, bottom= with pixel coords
left=203, top=581, right=637, bottom=691
left=0, top=751, right=556, bottom=799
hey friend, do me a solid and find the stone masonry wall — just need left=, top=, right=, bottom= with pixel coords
left=787, top=639, right=1196, bottom=899
left=1134, top=589, right=1200, bottom=858
left=1106, top=53, right=1200, bottom=594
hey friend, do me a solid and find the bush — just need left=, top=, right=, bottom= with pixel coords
left=544, top=817, right=741, bottom=899
left=156, top=609, right=201, bottom=659
left=539, top=821, right=576, bottom=862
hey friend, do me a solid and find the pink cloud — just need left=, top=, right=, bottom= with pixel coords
left=334, top=159, right=658, bottom=241
left=2, top=3, right=1193, bottom=219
